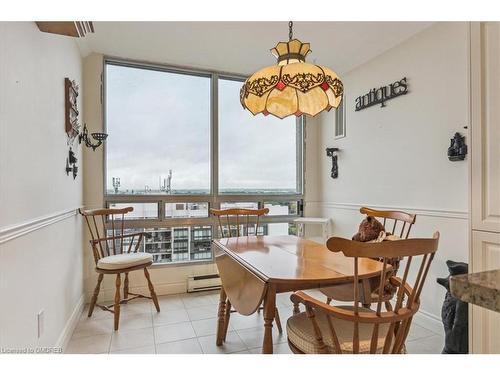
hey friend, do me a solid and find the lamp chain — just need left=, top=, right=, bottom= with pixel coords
left=289, top=21, right=293, bottom=41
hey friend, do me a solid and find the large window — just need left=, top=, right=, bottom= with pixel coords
left=218, top=79, right=299, bottom=194
left=104, top=59, right=304, bottom=265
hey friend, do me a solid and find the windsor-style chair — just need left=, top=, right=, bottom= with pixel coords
left=320, top=207, right=417, bottom=308
left=210, top=207, right=283, bottom=340
left=80, top=207, right=160, bottom=330
left=286, top=232, right=439, bottom=354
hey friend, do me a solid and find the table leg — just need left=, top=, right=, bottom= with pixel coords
left=216, top=287, right=227, bottom=346
left=262, top=285, right=276, bottom=354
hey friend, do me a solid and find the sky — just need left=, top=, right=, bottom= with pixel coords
left=106, top=64, right=297, bottom=193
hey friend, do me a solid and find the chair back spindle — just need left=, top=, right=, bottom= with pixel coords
left=360, top=207, right=416, bottom=240
left=359, top=207, right=417, bottom=275
left=79, top=207, right=148, bottom=265
left=210, top=208, right=269, bottom=238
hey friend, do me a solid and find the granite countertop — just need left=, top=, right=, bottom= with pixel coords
left=450, top=269, right=500, bottom=313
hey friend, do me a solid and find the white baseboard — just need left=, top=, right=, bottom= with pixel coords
left=57, top=294, right=85, bottom=352
left=414, top=309, right=443, bottom=335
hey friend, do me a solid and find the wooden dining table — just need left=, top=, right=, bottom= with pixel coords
left=213, top=235, right=387, bottom=354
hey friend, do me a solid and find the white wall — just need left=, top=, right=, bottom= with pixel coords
left=0, top=22, right=84, bottom=350
left=314, top=22, right=470, bottom=329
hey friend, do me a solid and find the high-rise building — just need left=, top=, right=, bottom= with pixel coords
left=191, top=226, right=212, bottom=260
left=108, top=201, right=296, bottom=264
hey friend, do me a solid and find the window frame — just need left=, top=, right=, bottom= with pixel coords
left=102, top=57, right=305, bottom=267
left=334, top=95, right=346, bottom=139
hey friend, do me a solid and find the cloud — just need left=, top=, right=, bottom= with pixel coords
left=106, top=65, right=297, bottom=193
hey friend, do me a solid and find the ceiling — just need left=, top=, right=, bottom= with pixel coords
left=76, top=22, right=434, bottom=75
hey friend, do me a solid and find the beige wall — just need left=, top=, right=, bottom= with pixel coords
left=0, top=22, right=84, bottom=349
left=314, top=22, right=470, bottom=330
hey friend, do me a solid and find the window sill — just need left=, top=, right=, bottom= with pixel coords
left=149, top=259, right=215, bottom=269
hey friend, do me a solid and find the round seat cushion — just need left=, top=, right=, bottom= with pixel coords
left=97, top=252, right=153, bottom=271
left=287, top=307, right=392, bottom=354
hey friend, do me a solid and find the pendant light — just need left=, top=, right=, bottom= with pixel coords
left=240, top=22, right=344, bottom=119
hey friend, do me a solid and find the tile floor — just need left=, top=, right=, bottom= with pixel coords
left=66, top=289, right=444, bottom=354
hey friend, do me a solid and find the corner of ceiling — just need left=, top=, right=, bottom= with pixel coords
left=341, top=22, right=436, bottom=77
left=73, top=38, right=93, bottom=59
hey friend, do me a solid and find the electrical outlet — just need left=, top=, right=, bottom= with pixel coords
left=37, top=310, right=44, bottom=338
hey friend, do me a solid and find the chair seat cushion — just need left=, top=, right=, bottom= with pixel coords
left=286, top=307, right=391, bottom=354
left=97, top=252, right=153, bottom=271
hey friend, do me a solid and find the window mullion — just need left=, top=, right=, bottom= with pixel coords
left=211, top=73, right=219, bottom=207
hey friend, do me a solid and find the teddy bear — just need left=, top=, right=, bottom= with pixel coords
left=352, top=215, right=386, bottom=242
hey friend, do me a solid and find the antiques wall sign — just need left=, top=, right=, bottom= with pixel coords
left=355, top=77, right=408, bottom=111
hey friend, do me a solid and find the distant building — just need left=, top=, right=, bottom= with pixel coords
left=110, top=201, right=296, bottom=264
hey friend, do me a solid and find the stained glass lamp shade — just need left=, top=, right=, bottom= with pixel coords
left=240, top=37, right=344, bottom=119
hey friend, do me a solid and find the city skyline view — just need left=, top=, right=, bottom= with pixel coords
left=109, top=201, right=294, bottom=264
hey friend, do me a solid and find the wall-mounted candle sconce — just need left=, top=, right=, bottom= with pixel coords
left=326, top=147, right=339, bottom=179
left=65, top=147, right=78, bottom=179
left=79, top=123, right=108, bottom=151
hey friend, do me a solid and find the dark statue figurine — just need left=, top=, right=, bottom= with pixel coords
left=437, top=260, right=469, bottom=354
left=448, top=132, right=468, bottom=161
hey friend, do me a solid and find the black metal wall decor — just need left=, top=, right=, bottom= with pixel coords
left=65, top=147, right=78, bottom=180
left=437, top=260, right=469, bottom=354
left=447, top=132, right=467, bottom=161
left=326, top=147, right=339, bottom=179
left=355, top=77, right=408, bottom=111
left=79, top=123, right=108, bottom=151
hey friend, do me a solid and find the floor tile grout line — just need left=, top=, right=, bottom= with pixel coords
left=151, top=308, right=157, bottom=354
left=406, top=332, right=439, bottom=343
left=107, top=330, right=113, bottom=354
left=233, top=326, right=253, bottom=351
left=196, top=336, right=207, bottom=354
left=194, top=335, right=203, bottom=354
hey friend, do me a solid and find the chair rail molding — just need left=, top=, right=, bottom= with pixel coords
left=313, top=201, right=468, bottom=220
left=0, top=208, right=80, bottom=244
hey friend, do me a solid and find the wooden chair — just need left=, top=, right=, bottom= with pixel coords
left=286, top=232, right=439, bottom=354
left=320, top=207, right=416, bottom=308
left=80, top=207, right=160, bottom=330
left=210, top=208, right=283, bottom=340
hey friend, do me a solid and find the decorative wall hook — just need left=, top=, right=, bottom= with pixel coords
left=326, top=147, right=339, bottom=179
left=79, top=123, right=108, bottom=151
left=447, top=132, right=467, bottom=161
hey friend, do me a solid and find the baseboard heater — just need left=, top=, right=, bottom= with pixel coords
left=187, top=274, right=221, bottom=293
